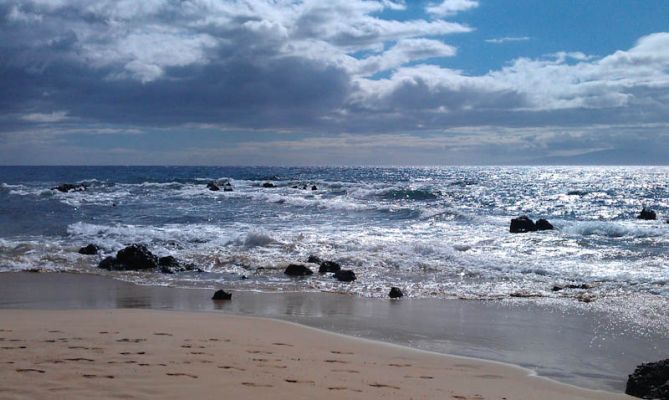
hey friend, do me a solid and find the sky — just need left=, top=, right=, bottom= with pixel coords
left=0, top=0, right=668, bottom=166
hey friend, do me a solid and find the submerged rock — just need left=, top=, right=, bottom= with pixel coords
left=262, top=182, right=276, bottom=188
left=223, top=183, right=233, bottom=192
left=334, top=270, right=356, bottom=282
left=53, top=183, right=86, bottom=193
left=78, top=244, right=99, bottom=255
left=638, top=208, right=657, bottom=221
left=284, top=264, right=313, bottom=276
left=212, top=289, right=232, bottom=301
left=318, top=261, right=341, bottom=273
left=206, top=181, right=220, bottom=191
left=98, top=256, right=121, bottom=270
left=510, top=216, right=536, bottom=233
left=626, top=359, right=669, bottom=399
left=389, top=287, right=403, bottom=299
left=311, top=185, right=318, bottom=191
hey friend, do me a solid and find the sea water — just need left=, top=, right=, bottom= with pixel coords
left=1, top=166, right=668, bottom=333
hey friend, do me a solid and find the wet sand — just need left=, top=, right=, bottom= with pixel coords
left=0, top=272, right=664, bottom=394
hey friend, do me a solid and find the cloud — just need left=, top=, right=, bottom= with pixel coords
left=426, top=0, right=479, bottom=17
left=0, top=1, right=668, bottom=165
left=20, top=111, right=69, bottom=123
left=485, top=36, right=531, bottom=44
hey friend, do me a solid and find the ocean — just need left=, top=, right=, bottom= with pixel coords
left=1, top=166, right=668, bottom=333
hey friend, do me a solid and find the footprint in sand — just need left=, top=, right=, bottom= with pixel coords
left=48, top=330, right=63, bottom=333
left=328, top=387, right=363, bottom=392
left=217, top=365, right=245, bottom=371
left=65, top=358, right=95, bottom=362
left=116, top=338, right=146, bottom=343
left=153, top=332, right=173, bottom=336
left=369, top=383, right=401, bottom=390
left=323, top=359, right=348, bottom=364
left=272, top=342, right=293, bottom=347
left=330, top=350, right=354, bottom=355
left=284, top=379, right=315, bottom=384
left=388, top=363, right=412, bottom=367
left=241, top=382, right=272, bottom=388
left=16, top=368, right=45, bottom=374
left=83, top=374, right=114, bottom=379
left=331, top=369, right=360, bottom=373
left=166, top=372, right=198, bottom=379
left=247, top=350, right=273, bottom=355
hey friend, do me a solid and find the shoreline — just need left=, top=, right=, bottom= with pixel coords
left=0, top=271, right=662, bottom=396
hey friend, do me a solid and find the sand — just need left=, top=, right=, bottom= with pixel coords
left=0, top=309, right=632, bottom=400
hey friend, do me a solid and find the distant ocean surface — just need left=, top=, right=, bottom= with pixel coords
left=1, top=166, right=668, bottom=332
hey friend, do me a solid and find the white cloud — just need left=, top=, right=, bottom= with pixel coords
left=485, top=36, right=530, bottom=44
left=426, top=0, right=479, bottom=17
left=20, top=111, right=70, bottom=123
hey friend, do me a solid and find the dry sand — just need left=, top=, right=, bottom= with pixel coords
left=0, top=309, right=632, bottom=400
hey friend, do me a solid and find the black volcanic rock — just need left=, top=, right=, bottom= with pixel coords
left=318, top=261, right=341, bottom=273
left=510, top=216, right=537, bottom=233
left=78, top=244, right=99, bottom=255
left=53, top=183, right=86, bottom=193
left=116, top=244, right=158, bottom=270
left=311, top=185, right=318, bottom=190
left=334, top=270, right=356, bottom=282
left=262, top=182, right=276, bottom=188
left=206, top=181, right=220, bottom=191
left=223, top=183, right=233, bottom=192
left=535, top=219, right=554, bottom=231
left=389, top=287, right=404, bottom=298
left=212, top=289, right=232, bottom=300
left=307, top=255, right=322, bottom=264
left=98, top=256, right=121, bottom=270
left=284, top=264, right=313, bottom=276
left=638, top=208, right=657, bottom=220
left=626, top=359, right=669, bottom=399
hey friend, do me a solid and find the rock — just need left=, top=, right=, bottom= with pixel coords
left=284, top=264, right=313, bottom=276
left=510, top=216, right=537, bottom=233
left=223, top=183, right=233, bottom=192
left=567, top=190, right=588, bottom=196
left=98, top=256, right=121, bottom=270
left=307, top=255, right=322, bottom=264
left=53, top=183, right=86, bottom=193
left=206, top=182, right=220, bottom=191
left=78, top=244, right=99, bottom=255
left=626, top=359, right=669, bottom=399
left=318, top=261, right=341, bottom=273
left=158, top=256, right=199, bottom=274
left=212, top=290, right=232, bottom=301
left=552, top=283, right=591, bottom=291
left=389, top=287, right=403, bottom=298
left=535, top=219, right=554, bottom=231
left=638, top=208, right=657, bottom=220
left=116, top=244, right=158, bottom=270
left=334, top=270, right=356, bottom=282
left=262, top=182, right=276, bottom=188
left=311, top=185, right=318, bottom=191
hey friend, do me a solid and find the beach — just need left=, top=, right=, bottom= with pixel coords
left=0, top=272, right=657, bottom=399
left=0, top=307, right=632, bottom=400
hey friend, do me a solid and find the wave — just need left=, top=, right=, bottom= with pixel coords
left=561, top=221, right=667, bottom=238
